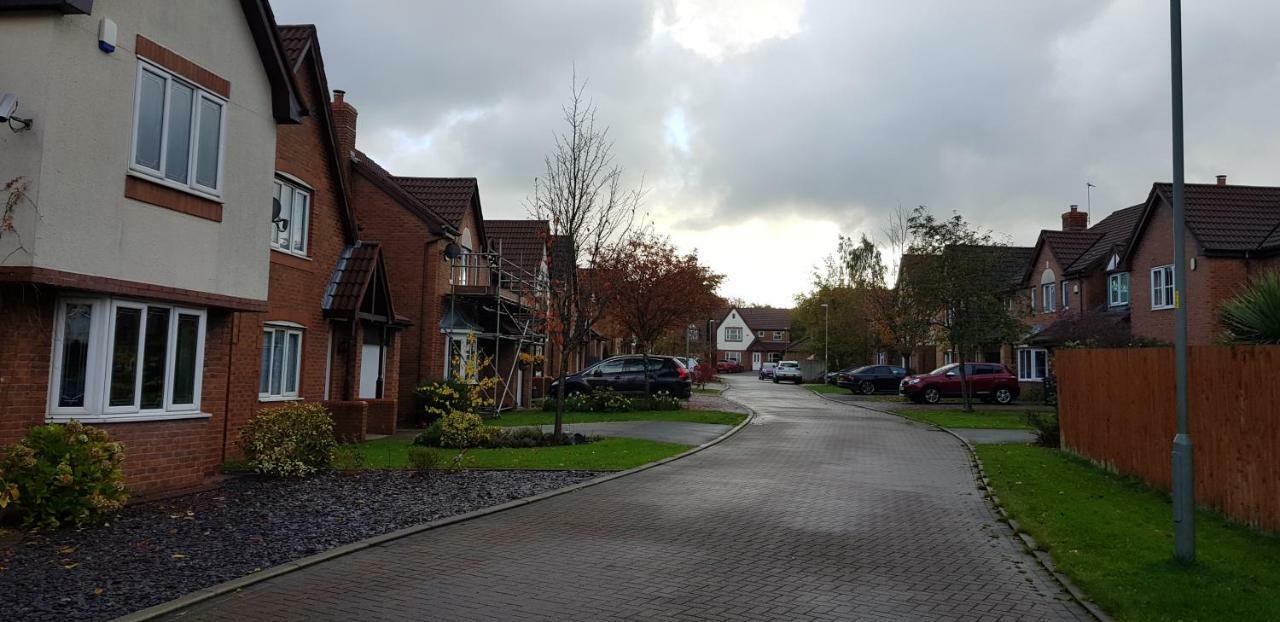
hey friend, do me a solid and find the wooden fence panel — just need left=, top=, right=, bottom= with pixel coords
left=1057, top=346, right=1280, bottom=532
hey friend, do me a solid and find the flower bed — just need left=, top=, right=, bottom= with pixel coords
left=0, top=470, right=597, bottom=621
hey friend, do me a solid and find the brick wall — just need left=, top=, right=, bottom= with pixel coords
left=323, top=400, right=367, bottom=443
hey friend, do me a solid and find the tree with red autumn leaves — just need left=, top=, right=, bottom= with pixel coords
left=601, top=232, right=724, bottom=353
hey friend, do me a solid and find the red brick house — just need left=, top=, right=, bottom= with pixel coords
left=0, top=0, right=303, bottom=496
left=257, top=25, right=403, bottom=441
left=1122, top=176, right=1280, bottom=345
left=715, top=307, right=792, bottom=370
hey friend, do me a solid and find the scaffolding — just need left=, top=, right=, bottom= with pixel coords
left=446, top=240, right=549, bottom=415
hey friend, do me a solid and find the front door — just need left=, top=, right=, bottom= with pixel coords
left=751, top=352, right=762, bottom=370
left=359, top=328, right=383, bottom=399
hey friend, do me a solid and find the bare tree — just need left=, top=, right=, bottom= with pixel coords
left=529, top=73, right=643, bottom=439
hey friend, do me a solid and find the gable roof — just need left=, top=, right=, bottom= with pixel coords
left=485, top=220, right=549, bottom=278
left=323, top=242, right=398, bottom=323
left=240, top=0, right=305, bottom=122
left=945, top=244, right=1034, bottom=288
left=1123, top=182, right=1280, bottom=261
left=350, top=150, right=453, bottom=235
left=394, top=177, right=484, bottom=237
left=732, top=307, right=792, bottom=331
left=1064, top=204, right=1144, bottom=274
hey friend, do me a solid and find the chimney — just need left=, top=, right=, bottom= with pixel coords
left=1062, top=205, right=1088, bottom=232
left=1216, top=174, right=1228, bottom=186
left=331, top=89, right=358, bottom=157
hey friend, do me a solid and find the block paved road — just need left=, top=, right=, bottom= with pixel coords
left=164, top=376, right=1087, bottom=621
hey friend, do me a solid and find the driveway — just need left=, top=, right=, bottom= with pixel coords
left=163, top=376, right=1085, bottom=621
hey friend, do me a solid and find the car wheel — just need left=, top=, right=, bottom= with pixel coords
left=859, top=381, right=876, bottom=395
left=994, top=388, right=1014, bottom=405
left=923, top=387, right=941, bottom=404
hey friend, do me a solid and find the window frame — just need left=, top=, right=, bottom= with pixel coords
left=270, top=176, right=312, bottom=257
left=1108, top=272, right=1130, bottom=307
left=1042, top=282, right=1056, bottom=312
left=1061, top=280, right=1070, bottom=309
left=773, top=330, right=783, bottom=341
left=48, top=296, right=208, bottom=423
left=259, top=322, right=304, bottom=401
left=1151, top=265, right=1175, bottom=310
left=724, top=351, right=741, bottom=363
left=128, top=60, right=228, bottom=200
left=1017, top=348, right=1047, bottom=382
left=725, top=327, right=743, bottom=342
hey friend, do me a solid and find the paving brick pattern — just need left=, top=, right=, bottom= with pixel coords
left=166, top=378, right=1087, bottom=621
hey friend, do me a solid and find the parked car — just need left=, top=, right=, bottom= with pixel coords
left=759, top=362, right=777, bottom=380
left=717, top=360, right=744, bottom=374
left=837, top=365, right=910, bottom=395
left=550, top=355, right=693, bottom=398
left=899, top=363, right=1019, bottom=404
left=772, top=360, right=803, bottom=384
left=825, top=365, right=858, bottom=384
left=678, top=357, right=700, bottom=372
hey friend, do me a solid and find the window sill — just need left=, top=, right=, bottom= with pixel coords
left=1152, top=305, right=1174, bottom=311
left=270, top=247, right=312, bottom=260
left=124, top=174, right=223, bottom=222
left=46, top=411, right=212, bottom=424
left=259, top=396, right=301, bottom=403
left=128, top=169, right=223, bottom=203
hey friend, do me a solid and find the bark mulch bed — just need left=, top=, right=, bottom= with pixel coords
left=0, top=469, right=599, bottom=621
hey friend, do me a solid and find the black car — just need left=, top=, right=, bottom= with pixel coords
left=837, top=365, right=910, bottom=395
left=549, top=355, right=693, bottom=398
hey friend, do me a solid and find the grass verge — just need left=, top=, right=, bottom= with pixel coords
left=977, top=444, right=1280, bottom=621
left=495, top=410, right=746, bottom=427
left=803, top=383, right=848, bottom=394
left=893, top=408, right=1033, bottom=430
left=354, top=436, right=690, bottom=471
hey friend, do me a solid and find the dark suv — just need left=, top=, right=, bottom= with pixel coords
left=549, top=355, right=692, bottom=398
left=899, top=363, right=1020, bottom=404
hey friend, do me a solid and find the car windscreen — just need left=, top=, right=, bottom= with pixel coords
left=779, top=362, right=799, bottom=369
left=850, top=366, right=873, bottom=374
left=928, top=363, right=958, bottom=375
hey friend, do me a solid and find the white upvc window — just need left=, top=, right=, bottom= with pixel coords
left=130, top=61, right=227, bottom=198
left=1017, top=348, right=1047, bottom=382
left=260, top=323, right=303, bottom=400
left=757, top=330, right=765, bottom=337
left=773, top=330, right=783, bottom=341
left=1029, top=288, right=1036, bottom=311
left=725, top=327, right=743, bottom=342
left=1061, top=281, right=1070, bottom=309
left=445, top=333, right=478, bottom=382
left=271, top=177, right=311, bottom=256
left=49, top=297, right=207, bottom=422
left=724, top=351, right=741, bottom=363
left=943, top=350, right=954, bottom=365
left=1042, top=283, right=1056, bottom=312
left=1151, top=265, right=1175, bottom=310
left=1109, top=272, right=1130, bottom=307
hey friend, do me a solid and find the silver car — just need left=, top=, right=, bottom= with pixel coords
left=772, top=360, right=803, bottom=384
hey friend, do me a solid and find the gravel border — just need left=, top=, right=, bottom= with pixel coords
left=0, top=470, right=598, bottom=622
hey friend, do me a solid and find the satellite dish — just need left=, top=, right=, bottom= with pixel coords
left=443, top=242, right=463, bottom=260
left=271, top=197, right=289, bottom=232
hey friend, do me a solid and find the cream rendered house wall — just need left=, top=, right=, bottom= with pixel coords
left=716, top=308, right=755, bottom=360
left=0, top=0, right=277, bottom=302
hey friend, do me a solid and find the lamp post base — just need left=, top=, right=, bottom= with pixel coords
left=1172, top=433, right=1195, bottom=563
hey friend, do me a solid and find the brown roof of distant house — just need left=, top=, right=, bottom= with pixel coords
left=1151, top=182, right=1280, bottom=253
left=1039, top=231, right=1100, bottom=270
left=394, top=177, right=480, bottom=229
left=351, top=150, right=452, bottom=234
left=485, top=219, right=549, bottom=278
left=947, top=245, right=1034, bottom=288
left=1064, top=204, right=1144, bottom=274
left=734, top=307, right=792, bottom=331
left=277, top=24, right=313, bottom=68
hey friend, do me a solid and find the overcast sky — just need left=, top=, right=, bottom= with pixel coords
left=273, top=0, right=1280, bottom=307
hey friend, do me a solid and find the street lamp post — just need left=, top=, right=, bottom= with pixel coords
left=1169, top=0, right=1195, bottom=563
left=821, top=303, right=830, bottom=373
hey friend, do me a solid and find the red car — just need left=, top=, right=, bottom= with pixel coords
left=716, top=360, right=744, bottom=374
left=899, top=363, right=1019, bottom=405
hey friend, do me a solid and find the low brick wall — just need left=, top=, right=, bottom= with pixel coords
left=366, top=399, right=398, bottom=436
left=323, top=400, right=367, bottom=443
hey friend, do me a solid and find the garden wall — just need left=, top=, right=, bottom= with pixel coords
left=1056, top=346, right=1280, bottom=532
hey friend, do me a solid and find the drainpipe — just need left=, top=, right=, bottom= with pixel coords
left=220, top=311, right=237, bottom=465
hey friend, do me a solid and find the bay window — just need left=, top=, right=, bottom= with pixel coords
left=49, top=297, right=207, bottom=421
left=260, top=324, right=303, bottom=400
left=1151, top=265, right=1175, bottom=310
left=130, top=62, right=227, bottom=197
left=1017, top=348, right=1047, bottom=382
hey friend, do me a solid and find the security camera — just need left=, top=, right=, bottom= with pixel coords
left=0, top=93, right=32, bottom=132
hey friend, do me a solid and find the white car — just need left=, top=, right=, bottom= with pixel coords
left=772, top=360, right=803, bottom=384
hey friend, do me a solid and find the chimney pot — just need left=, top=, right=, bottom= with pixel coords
left=333, top=89, right=345, bottom=103
left=1217, top=174, right=1227, bottom=186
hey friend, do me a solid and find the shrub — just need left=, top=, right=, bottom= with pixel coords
left=639, top=390, right=682, bottom=411
left=1025, top=411, right=1060, bottom=448
left=487, top=428, right=593, bottom=448
left=540, top=390, right=632, bottom=413
left=0, top=420, right=128, bottom=529
left=415, top=380, right=475, bottom=423
left=1221, top=270, right=1280, bottom=344
left=330, top=445, right=366, bottom=471
left=692, top=363, right=718, bottom=387
left=406, top=446, right=443, bottom=472
left=240, top=402, right=336, bottom=477
left=413, top=420, right=443, bottom=447
left=438, top=411, right=497, bottom=449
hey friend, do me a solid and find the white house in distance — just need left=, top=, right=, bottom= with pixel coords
left=715, top=307, right=792, bottom=370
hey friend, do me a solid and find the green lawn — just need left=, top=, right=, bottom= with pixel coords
left=495, top=410, right=746, bottom=427
left=354, top=436, right=690, bottom=471
left=978, top=445, right=1280, bottom=621
left=804, top=383, right=849, bottom=395
left=892, top=408, right=1033, bottom=430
